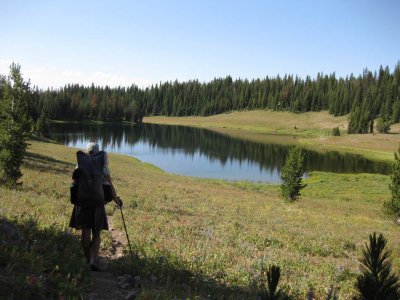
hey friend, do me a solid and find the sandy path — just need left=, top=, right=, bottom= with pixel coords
left=87, top=216, right=129, bottom=300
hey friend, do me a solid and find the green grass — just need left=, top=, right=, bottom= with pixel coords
left=0, top=214, right=91, bottom=299
left=1, top=140, right=399, bottom=299
left=116, top=170, right=397, bottom=298
left=0, top=150, right=91, bottom=298
left=145, top=110, right=348, bottom=137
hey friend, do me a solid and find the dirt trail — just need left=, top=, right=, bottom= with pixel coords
left=87, top=215, right=129, bottom=300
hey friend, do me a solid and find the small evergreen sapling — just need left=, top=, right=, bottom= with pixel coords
left=332, top=127, right=340, bottom=136
left=280, top=147, right=306, bottom=201
left=384, top=146, right=400, bottom=218
left=354, top=233, right=400, bottom=299
left=258, top=265, right=284, bottom=300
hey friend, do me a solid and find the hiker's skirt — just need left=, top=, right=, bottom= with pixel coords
left=69, top=204, right=109, bottom=231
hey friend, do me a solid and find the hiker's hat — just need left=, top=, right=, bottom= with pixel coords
left=86, top=142, right=100, bottom=155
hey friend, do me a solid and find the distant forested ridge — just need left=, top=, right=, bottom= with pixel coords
left=30, top=63, right=400, bottom=132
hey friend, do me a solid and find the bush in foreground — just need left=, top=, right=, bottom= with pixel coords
left=354, top=232, right=400, bottom=299
left=258, top=265, right=285, bottom=300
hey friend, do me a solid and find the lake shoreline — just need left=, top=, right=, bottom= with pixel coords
left=144, top=110, right=399, bottom=163
left=47, top=121, right=391, bottom=182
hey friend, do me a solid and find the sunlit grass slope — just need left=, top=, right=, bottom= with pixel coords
left=145, top=110, right=400, bottom=162
left=146, top=110, right=347, bottom=136
left=0, top=140, right=398, bottom=298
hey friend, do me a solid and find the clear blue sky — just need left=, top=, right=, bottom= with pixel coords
left=1, top=0, right=399, bottom=88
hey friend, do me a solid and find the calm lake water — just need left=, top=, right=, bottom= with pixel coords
left=48, top=123, right=390, bottom=182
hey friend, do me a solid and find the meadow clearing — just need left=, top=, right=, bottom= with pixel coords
left=0, top=135, right=399, bottom=298
left=145, top=110, right=400, bottom=162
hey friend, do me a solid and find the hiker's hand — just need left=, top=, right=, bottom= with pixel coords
left=115, top=197, right=123, bottom=207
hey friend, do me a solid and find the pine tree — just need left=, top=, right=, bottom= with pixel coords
left=348, top=106, right=361, bottom=133
left=384, top=146, right=400, bottom=217
left=258, top=265, right=284, bottom=300
left=376, top=117, right=391, bottom=133
left=15, top=62, right=400, bottom=127
left=280, top=147, right=306, bottom=201
left=0, top=64, right=32, bottom=187
left=35, top=112, right=48, bottom=137
left=354, top=233, right=400, bottom=299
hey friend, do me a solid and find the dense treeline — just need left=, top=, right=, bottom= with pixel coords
left=18, top=62, right=400, bottom=133
left=138, top=64, right=399, bottom=134
left=38, top=84, right=145, bottom=123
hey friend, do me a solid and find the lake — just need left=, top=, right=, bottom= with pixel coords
left=48, top=123, right=390, bottom=182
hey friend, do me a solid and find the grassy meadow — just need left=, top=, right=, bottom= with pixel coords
left=0, top=141, right=91, bottom=299
left=145, top=110, right=400, bottom=162
left=1, top=139, right=399, bottom=298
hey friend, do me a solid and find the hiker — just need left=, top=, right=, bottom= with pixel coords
left=69, top=142, right=123, bottom=271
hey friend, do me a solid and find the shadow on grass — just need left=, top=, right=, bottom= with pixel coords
left=0, top=216, right=90, bottom=300
left=23, top=151, right=75, bottom=174
left=110, top=249, right=295, bottom=299
left=29, top=135, right=60, bottom=144
left=110, top=254, right=250, bottom=299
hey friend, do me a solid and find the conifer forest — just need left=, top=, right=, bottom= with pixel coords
left=32, top=63, right=400, bottom=134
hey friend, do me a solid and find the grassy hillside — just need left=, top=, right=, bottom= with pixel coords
left=1, top=140, right=399, bottom=298
left=145, top=110, right=400, bottom=162
left=0, top=141, right=90, bottom=299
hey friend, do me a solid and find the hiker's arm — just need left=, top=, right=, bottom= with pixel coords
left=105, top=174, right=122, bottom=206
left=72, top=168, right=80, bottom=184
left=103, top=152, right=122, bottom=206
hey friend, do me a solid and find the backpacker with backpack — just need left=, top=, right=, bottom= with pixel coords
left=70, top=150, right=106, bottom=207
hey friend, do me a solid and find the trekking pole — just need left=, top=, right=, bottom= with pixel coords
left=118, top=197, right=133, bottom=259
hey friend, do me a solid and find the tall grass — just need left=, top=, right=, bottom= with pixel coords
left=1, top=140, right=399, bottom=298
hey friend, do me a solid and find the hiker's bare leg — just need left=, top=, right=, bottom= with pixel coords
left=81, top=229, right=91, bottom=263
left=90, top=229, right=101, bottom=259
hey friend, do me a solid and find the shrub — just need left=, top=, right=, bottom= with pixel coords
left=354, top=233, right=400, bottom=299
left=384, top=146, right=400, bottom=218
left=280, top=147, right=306, bottom=201
left=332, top=127, right=341, bottom=136
left=376, top=117, right=391, bottom=133
left=258, top=265, right=284, bottom=300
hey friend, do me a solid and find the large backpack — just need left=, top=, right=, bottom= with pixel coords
left=76, top=150, right=105, bottom=207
